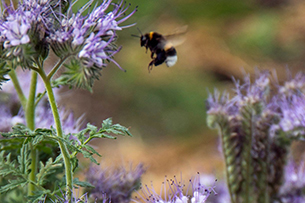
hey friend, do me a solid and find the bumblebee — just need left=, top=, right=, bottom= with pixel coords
left=133, top=27, right=186, bottom=72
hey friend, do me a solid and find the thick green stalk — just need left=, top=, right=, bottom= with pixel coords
left=221, top=127, right=236, bottom=203
left=38, top=68, right=73, bottom=199
left=217, top=117, right=236, bottom=203
left=26, top=71, right=38, bottom=196
left=242, top=107, right=254, bottom=203
left=8, top=70, right=27, bottom=110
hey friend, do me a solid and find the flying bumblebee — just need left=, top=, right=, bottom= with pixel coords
left=132, top=26, right=187, bottom=72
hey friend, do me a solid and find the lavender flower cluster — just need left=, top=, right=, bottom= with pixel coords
left=206, top=70, right=305, bottom=202
left=86, top=163, right=146, bottom=203
left=0, top=0, right=136, bottom=89
left=133, top=173, right=222, bottom=203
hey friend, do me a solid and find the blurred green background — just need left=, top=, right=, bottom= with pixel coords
left=62, top=0, right=305, bottom=187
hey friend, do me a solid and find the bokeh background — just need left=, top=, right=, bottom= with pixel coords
left=59, top=0, right=305, bottom=193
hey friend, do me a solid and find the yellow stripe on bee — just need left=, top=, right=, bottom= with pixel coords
left=149, top=32, right=154, bottom=40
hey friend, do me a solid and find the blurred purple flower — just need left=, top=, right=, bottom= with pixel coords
left=278, top=72, right=305, bottom=97
left=278, top=159, right=305, bottom=203
left=198, top=175, right=230, bottom=203
left=274, top=94, right=305, bottom=138
left=0, top=71, right=84, bottom=134
left=133, top=173, right=217, bottom=203
left=86, top=163, right=145, bottom=203
left=232, top=71, right=270, bottom=108
left=1, top=70, right=48, bottom=104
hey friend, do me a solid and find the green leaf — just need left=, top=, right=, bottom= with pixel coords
left=28, top=189, right=52, bottom=203
left=73, top=178, right=94, bottom=188
left=82, top=145, right=100, bottom=157
left=59, top=58, right=103, bottom=91
left=79, top=149, right=98, bottom=164
left=0, top=179, right=28, bottom=193
left=36, top=158, right=63, bottom=186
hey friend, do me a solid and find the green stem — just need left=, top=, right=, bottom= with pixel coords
left=47, top=56, right=69, bottom=80
left=38, top=68, right=73, bottom=199
left=26, top=71, right=38, bottom=196
left=8, top=70, right=27, bottom=110
left=244, top=108, right=254, bottom=203
left=220, top=125, right=236, bottom=203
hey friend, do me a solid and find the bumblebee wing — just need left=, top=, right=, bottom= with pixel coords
left=164, top=25, right=188, bottom=47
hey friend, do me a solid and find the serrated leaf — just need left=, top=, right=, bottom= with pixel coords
left=73, top=178, right=94, bottom=188
left=92, top=133, right=116, bottom=139
left=101, top=118, right=113, bottom=129
left=36, top=158, right=63, bottom=186
left=28, top=189, right=51, bottom=202
left=82, top=145, right=101, bottom=157
left=0, top=179, right=27, bottom=193
left=54, top=154, right=63, bottom=164
left=79, top=149, right=98, bottom=164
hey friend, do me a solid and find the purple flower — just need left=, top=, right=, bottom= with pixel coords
left=2, top=70, right=48, bottom=104
left=0, top=71, right=84, bottom=134
left=278, top=159, right=305, bottom=202
left=49, top=0, right=136, bottom=71
left=198, top=175, right=230, bottom=203
left=133, top=173, right=217, bottom=203
left=278, top=72, right=305, bottom=97
left=232, top=71, right=270, bottom=108
left=86, top=163, right=145, bottom=203
left=0, top=105, right=16, bottom=132
left=274, top=95, right=305, bottom=138
left=0, top=0, right=49, bottom=49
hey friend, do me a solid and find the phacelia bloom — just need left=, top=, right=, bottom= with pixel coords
left=273, top=94, right=305, bottom=138
left=0, top=0, right=136, bottom=89
left=198, top=175, right=230, bottom=203
left=206, top=70, right=305, bottom=202
left=49, top=0, right=136, bottom=69
left=133, top=173, right=217, bottom=203
left=86, top=163, right=145, bottom=203
left=278, top=72, right=305, bottom=97
left=232, top=71, right=270, bottom=109
left=0, top=0, right=50, bottom=67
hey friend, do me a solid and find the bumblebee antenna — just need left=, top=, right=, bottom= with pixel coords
left=131, top=27, right=143, bottom=38
left=131, top=34, right=140, bottom=38
left=136, top=27, right=143, bottom=36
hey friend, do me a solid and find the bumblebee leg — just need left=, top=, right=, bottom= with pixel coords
left=148, top=60, right=154, bottom=73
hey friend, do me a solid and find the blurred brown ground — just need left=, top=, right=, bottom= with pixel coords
left=54, top=0, right=305, bottom=196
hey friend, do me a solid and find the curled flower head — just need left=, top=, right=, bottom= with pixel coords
left=0, top=0, right=51, bottom=67
left=233, top=71, right=270, bottom=109
left=86, top=163, right=145, bottom=203
left=48, top=0, right=136, bottom=90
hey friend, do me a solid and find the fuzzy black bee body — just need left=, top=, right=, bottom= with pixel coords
left=132, top=27, right=187, bottom=72
left=139, top=31, right=178, bottom=72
